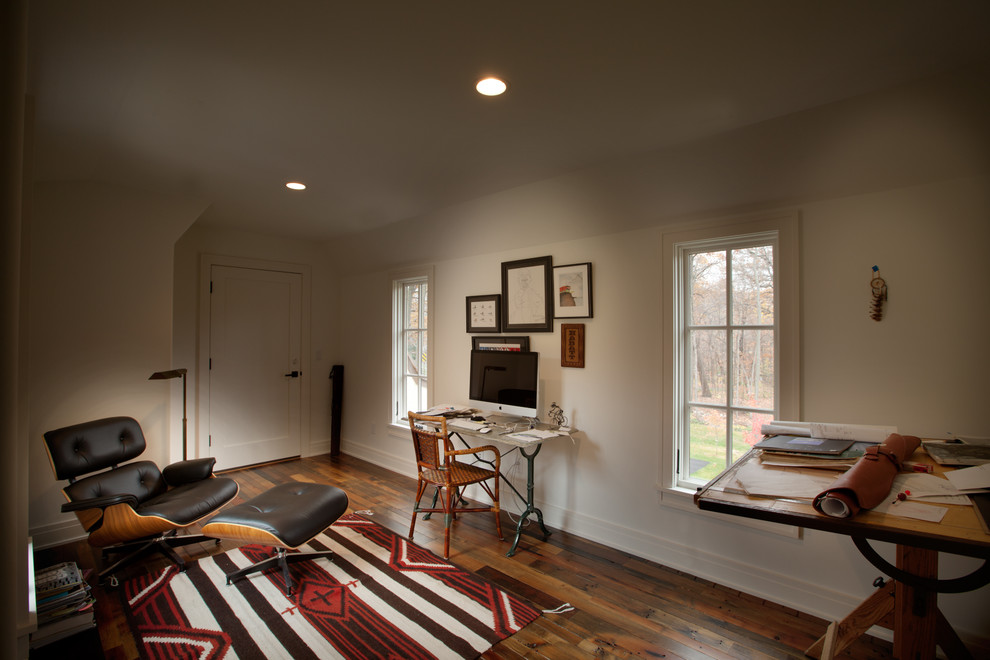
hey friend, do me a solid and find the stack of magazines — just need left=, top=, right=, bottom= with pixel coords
left=31, top=561, right=96, bottom=648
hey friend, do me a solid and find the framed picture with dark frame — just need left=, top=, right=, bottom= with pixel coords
left=501, top=255, right=553, bottom=332
left=553, top=262, right=593, bottom=319
left=561, top=323, right=585, bottom=368
left=472, top=336, right=530, bottom=352
left=466, top=294, right=501, bottom=333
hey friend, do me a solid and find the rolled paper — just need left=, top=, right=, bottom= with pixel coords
left=812, top=433, right=921, bottom=518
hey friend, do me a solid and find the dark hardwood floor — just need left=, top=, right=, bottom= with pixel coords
left=33, top=453, right=893, bottom=659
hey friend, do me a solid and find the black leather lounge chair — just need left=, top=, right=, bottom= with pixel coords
left=44, top=416, right=240, bottom=584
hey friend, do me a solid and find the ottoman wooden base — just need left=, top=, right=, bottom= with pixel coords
left=202, top=482, right=349, bottom=595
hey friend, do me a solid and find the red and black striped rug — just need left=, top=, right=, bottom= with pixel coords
left=123, top=513, right=540, bottom=659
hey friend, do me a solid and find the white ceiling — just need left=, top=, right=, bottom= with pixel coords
left=26, top=1, right=990, bottom=241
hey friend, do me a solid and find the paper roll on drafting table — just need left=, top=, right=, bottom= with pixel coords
left=760, top=420, right=897, bottom=443
left=812, top=433, right=921, bottom=518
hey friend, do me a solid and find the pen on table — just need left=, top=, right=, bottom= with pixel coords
left=903, top=461, right=933, bottom=474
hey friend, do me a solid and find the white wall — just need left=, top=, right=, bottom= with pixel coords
left=339, top=174, right=990, bottom=646
left=27, top=198, right=343, bottom=549
left=172, top=223, right=340, bottom=460
left=26, top=181, right=205, bottom=547
left=333, top=66, right=990, bottom=648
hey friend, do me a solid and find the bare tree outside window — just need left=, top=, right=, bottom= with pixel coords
left=683, top=241, right=775, bottom=482
left=394, top=276, right=430, bottom=421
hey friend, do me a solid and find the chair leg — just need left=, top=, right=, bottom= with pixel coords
left=442, top=486, right=454, bottom=559
left=98, top=530, right=198, bottom=584
left=223, top=547, right=336, bottom=597
left=98, top=537, right=162, bottom=584
left=410, top=479, right=429, bottom=538
left=492, top=497, right=503, bottom=541
left=422, top=486, right=440, bottom=521
left=479, top=481, right=504, bottom=541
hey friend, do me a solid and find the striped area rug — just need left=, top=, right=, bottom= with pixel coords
left=123, top=513, right=540, bottom=659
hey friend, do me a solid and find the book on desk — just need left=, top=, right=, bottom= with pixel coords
left=754, top=434, right=854, bottom=455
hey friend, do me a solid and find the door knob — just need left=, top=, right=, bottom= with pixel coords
left=284, top=371, right=300, bottom=378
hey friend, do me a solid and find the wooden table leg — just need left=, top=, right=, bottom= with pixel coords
left=805, top=581, right=895, bottom=659
left=936, top=608, right=974, bottom=660
left=894, top=545, right=937, bottom=659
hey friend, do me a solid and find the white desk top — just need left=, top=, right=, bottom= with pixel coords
left=440, top=417, right=571, bottom=448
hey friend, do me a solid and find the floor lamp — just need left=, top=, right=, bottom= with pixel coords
left=149, top=368, right=188, bottom=460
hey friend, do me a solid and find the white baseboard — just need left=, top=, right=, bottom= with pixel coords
left=31, top=518, right=86, bottom=550
left=349, top=447, right=989, bottom=653
left=305, top=439, right=331, bottom=457
left=341, top=441, right=416, bottom=478
left=537, top=498, right=859, bottom=618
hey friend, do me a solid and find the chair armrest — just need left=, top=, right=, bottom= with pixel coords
left=162, top=457, right=217, bottom=486
left=61, top=493, right=139, bottom=513
left=447, top=445, right=501, bottom=470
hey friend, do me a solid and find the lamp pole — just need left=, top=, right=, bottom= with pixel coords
left=148, top=368, right=188, bottom=461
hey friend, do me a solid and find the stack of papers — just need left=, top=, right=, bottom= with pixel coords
left=758, top=442, right=872, bottom=471
left=755, top=435, right=854, bottom=455
left=923, top=441, right=990, bottom=466
left=417, top=404, right=474, bottom=418
left=32, top=562, right=96, bottom=648
left=448, top=418, right=485, bottom=431
left=760, top=420, right=896, bottom=443
left=944, top=463, right=990, bottom=492
left=504, top=429, right=561, bottom=442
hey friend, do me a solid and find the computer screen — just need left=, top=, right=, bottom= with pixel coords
left=468, top=349, right=539, bottom=419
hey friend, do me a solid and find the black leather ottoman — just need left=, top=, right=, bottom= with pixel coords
left=202, top=482, right=349, bottom=595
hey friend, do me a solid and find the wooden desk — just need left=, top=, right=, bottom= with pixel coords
left=695, top=448, right=990, bottom=659
left=447, top=420, right=570, bottom=556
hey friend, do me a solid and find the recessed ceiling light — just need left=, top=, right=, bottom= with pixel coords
left=476, top=77, right=507, bottom=96
left=285, top=182, right=306, bottom=190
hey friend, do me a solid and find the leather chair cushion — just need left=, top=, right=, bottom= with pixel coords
left=64, top=460, right=167, bottom=506
left=45, top=416, right=146, bottom=481
left=162, top=457, right=218, bottom=486
left=207, top=482, right=349, bottom=548
left=138, top=477, right=240, bottom=525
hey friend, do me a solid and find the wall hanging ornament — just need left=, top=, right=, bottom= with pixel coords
left=869, top=265, right=887, bottom=322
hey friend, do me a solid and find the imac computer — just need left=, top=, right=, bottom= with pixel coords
left=468, top=349, right=539, bottom=421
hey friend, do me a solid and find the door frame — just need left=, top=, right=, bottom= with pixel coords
left=197, top=254, right=311, bottom=463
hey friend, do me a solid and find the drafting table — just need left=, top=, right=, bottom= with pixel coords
left=695, top=448, right=990, bottom=659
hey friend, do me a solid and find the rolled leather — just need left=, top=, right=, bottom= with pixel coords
left=812, top=433, right=921, bottom=518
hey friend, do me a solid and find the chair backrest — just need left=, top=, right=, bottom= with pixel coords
left=44, top=416, right=148, bottom=481
left=44, top=416, right=168, bottom=509
left=407, top=412, right=451, bottom=472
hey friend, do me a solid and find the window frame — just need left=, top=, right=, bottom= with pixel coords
left=660, top=212, right=800, bottom=507
left=390, top=266, right=434, bottom=426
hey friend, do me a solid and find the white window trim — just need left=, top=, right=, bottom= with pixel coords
left=659, top=211, right=800, bottom=528
left=389, top=265, right=435, bottom=429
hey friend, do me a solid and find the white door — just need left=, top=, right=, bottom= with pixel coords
left=209, top=265, right=302, bottom=470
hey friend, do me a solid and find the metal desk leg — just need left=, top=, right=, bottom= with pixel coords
left=506, top=443, right=551, bottom=557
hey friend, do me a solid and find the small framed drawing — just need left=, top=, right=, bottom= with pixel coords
left=466, top=294, right=501, bottom=333
left=553, top=262, right=593, bottom=319
left=472, top=336, right=530, bottom=352
left=501, top=255, right=553, bottom=332
left=561, top=323, right=585, bottom=368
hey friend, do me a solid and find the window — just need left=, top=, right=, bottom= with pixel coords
left=392, top=268, right=433, bottom=424
left=662, top=214, right=799, bottom=494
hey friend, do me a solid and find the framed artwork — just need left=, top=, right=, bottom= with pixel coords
left=561, top=323, right=585, bottom=368
left=501, top=255, right=553, bottom=332
left=553, top=262, right=593, bottom=319
left=472, top=336, right=530, bottom=352
left=465, top=294, right=501, bottom=333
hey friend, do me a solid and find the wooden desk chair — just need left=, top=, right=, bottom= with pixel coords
left=407, top=412, right=503, bottom=558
